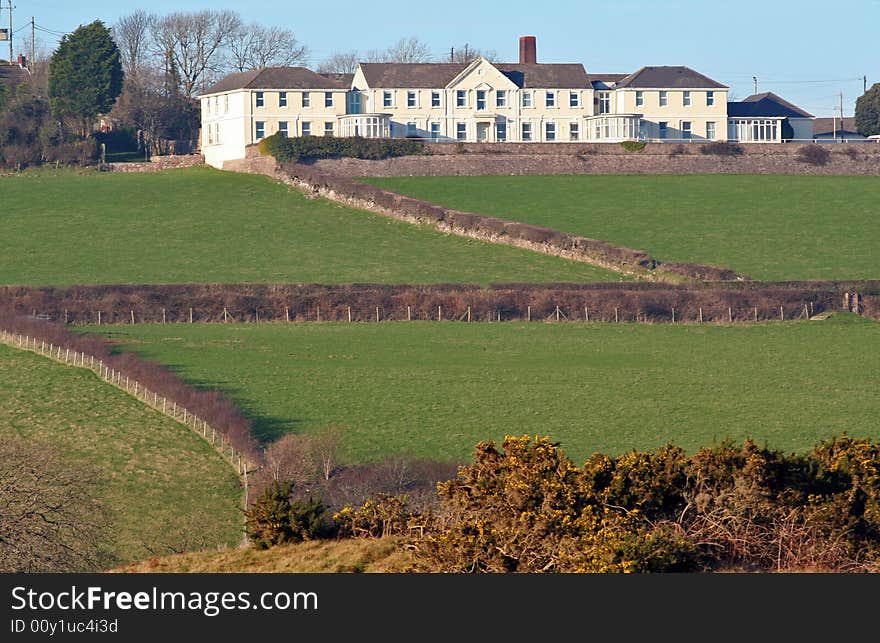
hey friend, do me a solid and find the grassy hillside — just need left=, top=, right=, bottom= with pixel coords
left=113, top=537, right=411, bottom=573
left=365, top=175, right=880, bottom=281
left=0, top=167, right=615, bottom=286
left=0, top=344, right=242, bottom=564
left=83, top=314, right=880, bottom=464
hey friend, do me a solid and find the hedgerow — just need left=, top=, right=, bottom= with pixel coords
left=259, top=134, right=425, bottom=163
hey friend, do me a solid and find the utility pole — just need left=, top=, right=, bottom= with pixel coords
left=865, top=76, right=868, bottom=94
left=7, top=0, right=13, bottom=64
left=30, top=15, right=33, bottom=68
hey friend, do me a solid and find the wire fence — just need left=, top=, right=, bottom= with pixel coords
left=0, top=329, right=255, bottom=479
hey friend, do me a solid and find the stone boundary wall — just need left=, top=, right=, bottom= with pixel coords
left=106, top=154, right=205, bottom=173
left=310, top=147, right=880, bottom=177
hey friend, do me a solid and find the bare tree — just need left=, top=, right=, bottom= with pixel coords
left=450, top=43, right=498, bottom=64
left=316, top=50, right=360, bottom=75
left=151, top=9, right=242, bottom=98
left=312, top=425, right=346, bottom=481
left=228, top=23, right=309, bottom=72
left=0, top=438, right=112, bottom=572
left=371, top=36, right=433, bottom=63
left=263, top=434, right=318, bottom=486
left=113, top=10, right=156, bottom=81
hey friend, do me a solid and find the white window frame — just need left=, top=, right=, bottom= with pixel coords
left=522, top=91, right=533, bottom=108
left=658, top=121, right=668, bottom=139
left=476, top=90, right=487, bottom=111
left=278, top=121, right=288, bottom=137
left=279, top=92, right=287, bottom=108
left=456, top=122, right=467, bottom=140
left=569, top=91, right=580, bottom=108
left=301, top=121, right=311, bottom=136
left=546, top=91, right=556, bottom=108
left=683, top=91, right=691, bottom=107
left=302, top=92, right=311, bottom=108
left=598, top=92, right=611, bottom=114
left=214, top=123, right=220, bottom=144
left=430, top=122, right=441, bottom=139
left=496, top=90, right=507, bottom=108
left=706, top=91, right=715, bottom=107
left=406, top=121, right=417, bottom=137
left=255, top=121, right=266, bottom=140
left=681, top=121, right=692, bottom=139
left=659, top=91, right=668, bottom=107
left=407, top=91, right=417, bottom=108
left=325, top=92, right=334, bottom=108
left=224, top=94, right=229, bottom=112
left=255, top=92, right=264, bottom=108
left=545, top=122, right=556, bottom=141
left=324, top=122, right=334, bottom=137
left=706, top=121, right=716, bottom=140
left=521, top=122, right=532, bottom=141
left=383, top=91, right=393, bottom=108
left=456, top=90, right=467, bottom=108
left=635, top=90, right=644, bottom=107
left=569, top=121, right=579, bottom=141
left=496, top=121, right=507, bottom=141
left=431, top=91, right=441, bottom=108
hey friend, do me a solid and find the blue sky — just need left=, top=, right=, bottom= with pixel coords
left=11, top=0, right=879, bottom=117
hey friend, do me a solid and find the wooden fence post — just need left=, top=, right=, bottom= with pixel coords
left=671, top=307, right=675, bottom=323
left=780, top=306, right=784, bottom=321
left=614, top=307, right=619, bottom=323
left=189, top=307, right=193, bottom=324
left=97, top=310, right=101, bottom=326
left=527, top=306, right=531, bottom=322
left=584, top=307, right=589, bottom=322
left=285, top=307, right=290, bottom=323
left=728, top=307, right=733, bottom=323
left=438, top=305, right=442, bottom=321
left=223, top=307, right=228, bottom=323
left=467, top=306, right=471, bottom=322
left=317, top=307, right=321, bottom=322
left=348, top=306, right=352, bottom=323
left=407, top=306, right=412, bottom=322
left=754, top=306, right=758, bottom=322
left=555, top=306, right=560, bottom=322
left=699, top=308, right=703, bottom=324
left=376, top=307, right=380, bottom=323
left=162, top=308, right=166, bottom=324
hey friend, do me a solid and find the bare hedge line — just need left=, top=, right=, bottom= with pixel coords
left=276, top=162, right=747, bottom=282
left=2, top=281, right=876, bottom=325
left=0, top=307, right=260, bottom=463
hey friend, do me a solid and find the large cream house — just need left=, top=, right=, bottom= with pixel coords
left=199, top=36, right=813, bottom=168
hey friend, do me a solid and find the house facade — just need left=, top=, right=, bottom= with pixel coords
left=198, top=36, right=814, bottom=168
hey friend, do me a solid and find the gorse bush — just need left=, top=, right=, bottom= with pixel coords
left=409, top=435, right=880, bottom=573
left=258, top=134, right=425, bottom=163
left=245, top=481, right=326, bottom=549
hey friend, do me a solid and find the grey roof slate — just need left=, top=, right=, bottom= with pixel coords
left=615, top=66, right=727, bottom=89
left=727, top=92, right=813, bottom=118
left=812, top=117, right=860, bottom=135
left=0, top=63, right=30, bottom=93
left=202, top=67, right=350, bottom=95
left=358, top=60, right=590, bottom=89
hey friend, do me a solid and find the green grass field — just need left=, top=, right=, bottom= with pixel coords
left=364, top=175, right=880, bottom=281
left=0, top=344, right=242, bottom=564
left=83, top=314, right=880, bottom=465
left=0, top=167, right=615, bottom=286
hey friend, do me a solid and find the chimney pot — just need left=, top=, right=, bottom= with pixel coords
left=519, top=36, right=537, bottom=65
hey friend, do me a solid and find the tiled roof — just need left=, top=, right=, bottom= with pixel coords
left=494, top=63, right=591, bottom=89
left=202, top=67, right=350, bottom=95
left=358, top=63, right=468, bottom=88
left=615, top=66, right=727, bottom=89
left=0, top=63, right=30, bottom=92
left=811, top=117, right=859, bottom=135
left=359, top=61, right=591, bottom=89
left=727, top=92, right=813, bottom=118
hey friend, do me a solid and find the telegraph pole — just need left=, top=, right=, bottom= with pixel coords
left=865, top=76, right=868, bottom=94
left=7, top=0, right=13, bottom=64
left=30, top=15, right=34, bottom=68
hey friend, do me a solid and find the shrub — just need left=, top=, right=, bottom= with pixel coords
left=668, top=144, right=687, bottom=157
left=699, top=141, right=744, bottom=157
left=260, top=135, right=425, bottom=163
left=454, top=142, right=466, bottom=154
left=620, top=140, right=646, bottom=152
left=245, top=481, right=325, bottom=549
left=796, top=144, right=831, bottom=166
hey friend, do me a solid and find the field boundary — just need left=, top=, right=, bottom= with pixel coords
left=0, top=329, right=255, bottom=478
left=2, top=282, right=876, bottom=324
left=224, top=153, right=744, bottom=283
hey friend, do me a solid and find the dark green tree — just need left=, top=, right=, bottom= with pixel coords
left=855, top=83, right=880, bottom=137
left=48, top=20, right=123, bottom=137
left=245, top=481, right=325, bottom=550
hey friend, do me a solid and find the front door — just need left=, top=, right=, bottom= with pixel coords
left=477, top=122, right=490, bottom=142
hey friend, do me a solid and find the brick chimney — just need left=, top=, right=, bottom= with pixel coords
left=519, top=36, right=537, bottom=64
left=17, top=53, right=26, bottom=68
